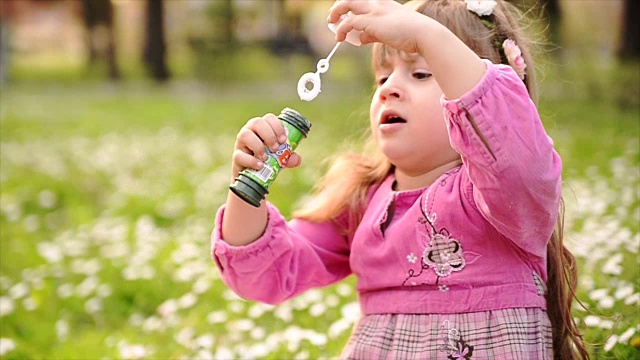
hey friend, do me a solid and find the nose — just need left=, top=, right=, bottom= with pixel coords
left=378, top=75, right=402, bottom=101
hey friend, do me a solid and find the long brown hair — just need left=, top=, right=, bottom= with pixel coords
left=295, top=1, right=588, bottom=358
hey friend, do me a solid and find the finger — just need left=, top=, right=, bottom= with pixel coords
left=236, top=127, right=269, bottom=162
left=328, top=1, right=349, bottom=24
left=232, top=149, right=264, bottom=173
left=262, top=113, right=288, bottom=146
left=246, top=115, right=280, bottom=152
left=334, top=16, right=361, bottom=42
left=360, top=32, right=377, bottom=46
left=329, top=0, right=369, bottom=21
left=284, top=153, right=302, bottom=169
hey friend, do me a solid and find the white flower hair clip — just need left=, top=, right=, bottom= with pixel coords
left=465, top=0, right=497, bottom=17
left=502, top=39, right=527, bottom=80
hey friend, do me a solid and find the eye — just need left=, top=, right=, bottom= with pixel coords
left=377, top=76, right=389, bottom=86
left=413, top=72, right=431, bottom=80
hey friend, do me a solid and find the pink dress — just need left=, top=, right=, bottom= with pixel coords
left=213, top=61, right=560, bottom=359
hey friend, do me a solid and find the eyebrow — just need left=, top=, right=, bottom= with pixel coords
left=400, top=52, right=421, bottom=63
left=373, top=45, right=427, bottom=73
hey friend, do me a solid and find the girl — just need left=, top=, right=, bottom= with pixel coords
left=212, top=0, right=589, bottom=358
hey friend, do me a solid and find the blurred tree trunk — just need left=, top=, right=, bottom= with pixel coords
left=0, top=0, right=16, bottom=85
left=269, top=0, right=313, bottom=57
left=619, top=0, right=639, bottom=59
left=222, top=0, right=234, bottom=49
left=81, top=0, right=120, bottom=80
left=276, top=0, right=286, bottom=35
left=143, top=0, right=170, bottom=81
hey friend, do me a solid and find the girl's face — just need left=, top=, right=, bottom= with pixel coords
left=370, top=49, right=460, bottom=178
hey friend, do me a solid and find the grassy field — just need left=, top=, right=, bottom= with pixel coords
left=0, top=68, right=638, bottom=360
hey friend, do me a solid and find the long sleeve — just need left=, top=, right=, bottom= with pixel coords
left=211, top=203, right=352, bottom=305
left=442, top=60, right=562, bottom=257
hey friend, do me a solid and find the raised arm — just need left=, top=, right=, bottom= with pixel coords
left=328, top=0, right=486, bottom=99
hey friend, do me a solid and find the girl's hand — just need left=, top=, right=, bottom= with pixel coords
left=231, top=114, right=302, bottom=181
left=328, top=0, right=426, bottom=53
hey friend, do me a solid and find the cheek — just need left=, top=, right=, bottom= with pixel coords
left=424, top=94, right=445, bottom=127
left=431, top=115, right=450, bottom=142
left=369, top=95, right=378, bottom=121
left=369, top=100, right=380, bottom=139
left=369, top=120, right=380, bottom=145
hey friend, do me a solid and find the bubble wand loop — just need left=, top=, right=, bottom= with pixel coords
left=297, top=42, right=342, bottom=102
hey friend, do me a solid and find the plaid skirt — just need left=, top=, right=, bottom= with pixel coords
left=340, top=308, right=553, bottom=360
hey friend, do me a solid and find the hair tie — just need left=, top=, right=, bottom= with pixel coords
left=502, top=39, right=527, bottom=80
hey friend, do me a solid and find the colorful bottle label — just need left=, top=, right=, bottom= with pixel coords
left=241, top=121, right=304, bottom=190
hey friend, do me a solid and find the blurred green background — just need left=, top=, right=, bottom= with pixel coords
left=0, top=0, right=638, bottom=359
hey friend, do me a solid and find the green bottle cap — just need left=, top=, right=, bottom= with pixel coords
left=280, top=108, right=311, bottom=137
left=229, top=173, right=268, bottom=207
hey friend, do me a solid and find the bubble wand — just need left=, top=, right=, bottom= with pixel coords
left=297, top=13, right=362, bottom=102
left=228, top=13, right=361, bottom=207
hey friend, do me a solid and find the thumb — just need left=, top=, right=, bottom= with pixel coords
left=359, top=32, right=377, bottom=46
left=285, top=153, right=302, bottom=169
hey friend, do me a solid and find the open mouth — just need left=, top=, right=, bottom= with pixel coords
left=381, top=114, right=407, bottom=125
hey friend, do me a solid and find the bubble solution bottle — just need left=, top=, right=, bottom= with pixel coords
left=229, top=108, right=311, bottom=207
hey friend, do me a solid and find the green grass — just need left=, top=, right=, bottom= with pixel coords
left=1, top=65, right=639, bottom=359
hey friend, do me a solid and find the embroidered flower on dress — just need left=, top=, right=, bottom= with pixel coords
left=448, top=340, right=474, bottom=360
left=440, top=320, right=459, bottom=353
left=441, top=320, right=475, bottom=359
left=422, top=233, right=466, bottom=277
left=465, top=0, right=497, bottom=17
left=403, top=166, right=468, bottom=287
left=502, top=39, right=527, bottom=80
